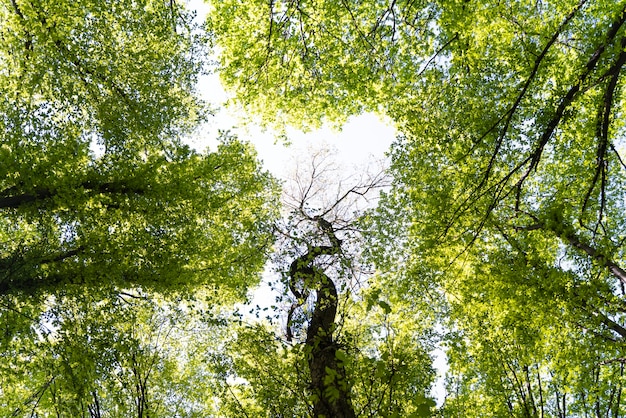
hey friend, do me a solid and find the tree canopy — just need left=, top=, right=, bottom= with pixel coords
left=209, top=0, right=626, bottom=415
left=1, top=0, right=279, bottom=296
left=5, top=0, right=626, bottom=415
left=1, top=0, right=279, bottom=415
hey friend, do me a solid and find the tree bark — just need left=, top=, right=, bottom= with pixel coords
left=288, top=217, right=356, bottom=418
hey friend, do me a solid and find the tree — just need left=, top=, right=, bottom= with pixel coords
left=209, top=0, right=626, bottom=414
left=0, top=0, right=278, bottom=298
left=1, top=288, right=239, bottom=417
left=1, top=0, right=279, bottom=413
left=209, top=150, right=436, bottom=417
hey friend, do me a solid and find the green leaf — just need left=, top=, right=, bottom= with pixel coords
left=378, top=300, right=392, bottom=314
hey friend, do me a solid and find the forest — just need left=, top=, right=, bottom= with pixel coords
left=1, top=0, right=626, bottom=416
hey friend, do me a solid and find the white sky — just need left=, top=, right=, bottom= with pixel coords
left=191, top=76, right=396, bottom=179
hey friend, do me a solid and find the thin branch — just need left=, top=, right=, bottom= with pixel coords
left=319, top=175, right=390, bottom=220
left=10, top=0, right=25, bottom=20
left=515, top=216, right=626, bottom=285
left=0, top=178, right=147, bottom=210
left=339, top=0, right=376, bottom=53
left=11, top=375, right=56, bottom=417
left=599, top=357, right=626, bottom=365
left=609, top=141, right=626, bottom=171
left=416, top=33, right=458, bottom=78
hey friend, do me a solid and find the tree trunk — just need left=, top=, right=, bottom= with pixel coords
left=288, top=217, right=356, bottom=418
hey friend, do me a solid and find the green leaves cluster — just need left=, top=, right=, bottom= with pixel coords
left=208, top=0, right=434, bottom=129
left=1, top=135, right=278, bottom=298
left=0, top=0, right=280, bottom=414
left=1, top=290, right=244, bottom=417
left=0, top=0, right=279, bottom=296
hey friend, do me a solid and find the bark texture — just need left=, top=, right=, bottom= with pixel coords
left=288, top=216, right=356, bottom=418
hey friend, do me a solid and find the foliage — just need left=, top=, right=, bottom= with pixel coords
left=207, top=0, right=433, bottom=129
left=0, top=289, right=240, bottom=417
left=209, top=0, right=626, bottom=415
left=0, top=0, right=279, bottom=296
left=1, top=134, right=278, bottom=298
left=8, top=0, right=626, bottom=414
left=0, top=0, right=279, bottom=414
left=215, top=303, right=437, bottom=418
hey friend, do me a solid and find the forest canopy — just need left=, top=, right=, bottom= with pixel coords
left=3, top=0, right=626, bottom=416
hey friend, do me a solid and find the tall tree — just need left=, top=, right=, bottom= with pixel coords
left=212, top=150, right=436, bottom=417
left=1, top=0, right=278, bottom=297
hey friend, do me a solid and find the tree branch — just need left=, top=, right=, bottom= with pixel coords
left=515, top=216, right=626, bottom=285
left=0, top=179, right=147, bottom=209
left=515, top=2, right=626, bottom=202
